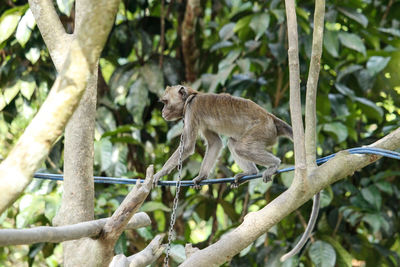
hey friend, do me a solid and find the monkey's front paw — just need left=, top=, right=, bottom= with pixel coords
left=192, top=175, right=207, bottom=190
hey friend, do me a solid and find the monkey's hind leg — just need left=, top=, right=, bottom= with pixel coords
left=227, top=138, right=259, bottom=188
left=230, top=130, right=281, bottom=184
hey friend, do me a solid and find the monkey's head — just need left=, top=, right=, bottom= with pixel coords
left=160, top=85, right=196, bottom=121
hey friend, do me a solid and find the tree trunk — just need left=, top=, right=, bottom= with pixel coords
left=53, top=65, right=97, bottom=266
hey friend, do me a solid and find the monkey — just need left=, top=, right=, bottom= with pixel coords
left=154, top=84, right=318, bottom=260
left=153, top=85, right=293, bottom=188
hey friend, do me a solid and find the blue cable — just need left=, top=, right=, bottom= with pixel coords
left=33, top=147, right=400, bottom=187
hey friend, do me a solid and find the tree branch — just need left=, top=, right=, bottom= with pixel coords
left=101, top=166, right=154, bottom=244
left=110, top=234, right=165, bottom=267
left=284, top=0, right=307, bottom=177
left=28, top=0, right=71, bottom=71
left=69, top=166, right=154, bottom=267
left=179, top=127, right=400, bottom=266
left=0, top=0, right=121, bottom=214
left=305, top=0, right=325, bottom=168
left=0, top=212, right=150, bottom=246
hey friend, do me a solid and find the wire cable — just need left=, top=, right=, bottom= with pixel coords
left=33, top=147, right=400, bottom=187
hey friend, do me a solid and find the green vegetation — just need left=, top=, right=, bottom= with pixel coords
left=0, top=0, right=399, bottom=266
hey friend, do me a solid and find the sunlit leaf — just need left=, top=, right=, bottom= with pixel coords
left=0, top=7, right=25, bottom=44
left=15, top=9, right=36, bottom=47
left=309, top=241, right=336, bottom=267
left=25, top=46, right=41, bottom=64
left=4, top=80, right=21, bottom=104
left=20, top=75, right=36, bottom=100
left=56, top=0, right=75, bottom=16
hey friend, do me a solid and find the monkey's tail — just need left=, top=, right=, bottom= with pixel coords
left=273, top=117, right=293, bottom=140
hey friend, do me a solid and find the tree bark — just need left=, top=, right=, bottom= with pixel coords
left=179, top=128, right=400, bottom=266
left=0, top=212, right=150, bottom=246
left=181, top=0, right=201, bottom=82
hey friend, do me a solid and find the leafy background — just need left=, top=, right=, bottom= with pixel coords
left=0, top=0, right=400, bottom=266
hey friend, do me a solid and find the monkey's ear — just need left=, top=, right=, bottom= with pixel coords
left=179, top=86, right=188, bottom=100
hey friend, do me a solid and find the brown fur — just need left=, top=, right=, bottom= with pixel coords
left=154, top=85, right=292, bottom=187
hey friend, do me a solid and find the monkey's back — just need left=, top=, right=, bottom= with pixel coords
left=189, top=93, right=275, bottom=139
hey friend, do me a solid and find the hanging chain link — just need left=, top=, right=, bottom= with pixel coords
left=164, top=117, right=185, bottom=267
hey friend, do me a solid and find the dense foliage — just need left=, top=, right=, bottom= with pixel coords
left=0, top=0, right=399, bottom=266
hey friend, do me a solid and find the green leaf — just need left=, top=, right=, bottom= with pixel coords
left=320, top=188, right=333, bottom=208
left=338, top=32, right=366, bottom=56
left=378, top=27, right=400, bottom=37
left=323, top=122, right=348, bottom=143
left=107, top=144, right=128, bottom=177
left=338, top=7, right=368, bottom=28
left=167, top=120, right=183, bottom=141
left=140, top=201, right=171, bottom=212
left=375, top=181, right=393, bottom=195
left=354, top=97, right=383, bottom=122
left=140, top=63, right=164, bottom=96
left=0, top=7, right=25, bottom=44
left=366, top=56, right=391, bottom=76
left=219, top=22, right=235, bottom=41
left=56, top=0, right=75, bottom=16
left=20, top=75, right=36, bottom=100
left=250, top=13, right=270, bottom=40
left=321, top=235, right=352, bottom=267
left=362, top=213, right=381, bottom=233
left=271, top=9, right=285, bottom=24
left=15, top=9, right=36, bottom=47
left=234, top=15, right=252, bottom=33
left=25, top=47, right=41, bottom=64
left=3, top=80, right=21, bottom=104
left=126, top=77, right=149, bottom=125
left=323, top=30, right=339, bottom=58
left=335, top=83, right=355, bottom=99
left=16, top=195, right=45, bottom=228
left=99, top=138, right=113, bottom=172
left=361, top=185, right=382, bottom=210
left=170, top=244, right=186, bottom=263
left=337, top=65, right=363, bottom=82
left=308, top=240, right=336, bottom=267
left=218, top=50, right=241, bottom=70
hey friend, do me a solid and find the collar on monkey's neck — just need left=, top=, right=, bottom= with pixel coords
left=183, top=94, right=197, bottom=116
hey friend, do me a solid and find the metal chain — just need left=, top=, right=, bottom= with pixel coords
left=164, top=117, right=185, bottom=267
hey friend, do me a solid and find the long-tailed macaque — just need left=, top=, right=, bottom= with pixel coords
left=154, top=84, right=317, bottom=260
left=153, top=85, right=293, bottom=187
